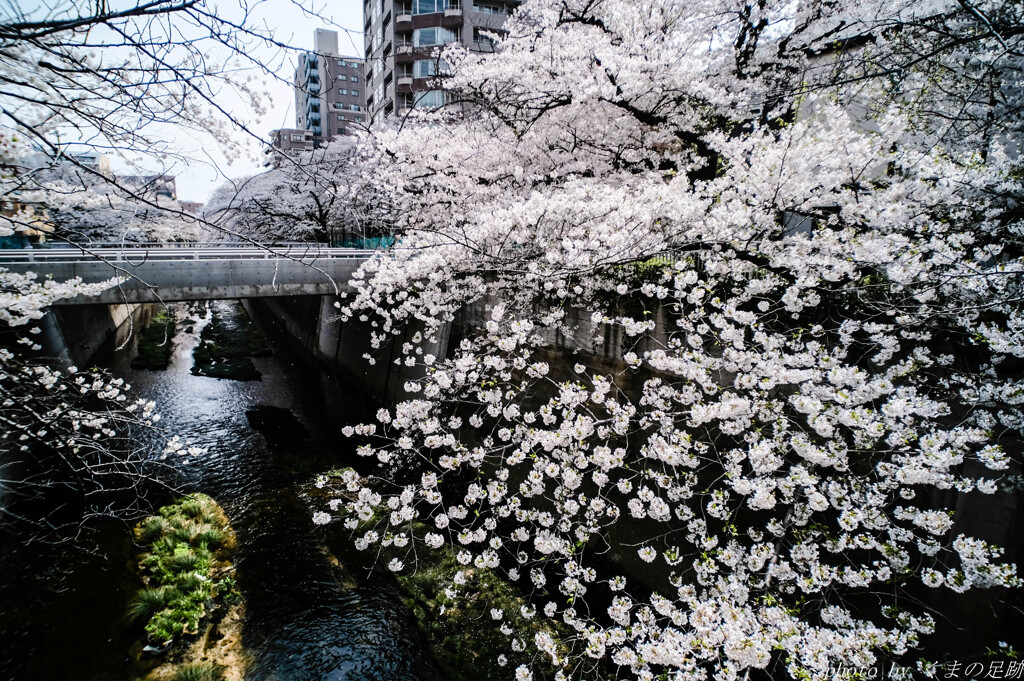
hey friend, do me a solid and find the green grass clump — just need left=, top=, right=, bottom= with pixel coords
left=131, top=309, right=176, bottom=371
left=129, top=494, right=236, bottom=646
left=195, top=527, right=224, bottom=548
left=167, top=524, right=201, bottom=545
left=166, top=549, right=205, bottom=573
left=179, top=498, right=203, bottom=518
left=171, top=661, right=224, bottom=681
left=125, top=588, right=167, bottom=624
left=137, top=516, right=169, bottom=544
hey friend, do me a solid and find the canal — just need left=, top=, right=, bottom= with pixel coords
left=0, top=300, right=444, bottom=681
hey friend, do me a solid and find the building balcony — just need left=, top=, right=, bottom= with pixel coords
left=445, top=7, right=461, bottom=16
left=397, top=76, right=413, bottom=87
left=397, top=44, right=414, bottom=54
left=396, top=12, right=412, bottom=24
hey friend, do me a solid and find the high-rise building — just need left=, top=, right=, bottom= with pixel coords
left=363, top=0, right=520, bottom=121
left=293, top=29, right=368, bottom=146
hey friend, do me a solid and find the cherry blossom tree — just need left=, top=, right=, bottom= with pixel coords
left=5, top=157, right=207, bottom=243
left=0, top=133, right=199, bottom=536
left=0, top=0, right=274, bottom=176
left=205, top=138, right=392, bottom=244
left=0, top=268, right=171, bottom=534
left=322, top=1, right=1024, bottom=679
left=0, top=0, right=328, bottom=242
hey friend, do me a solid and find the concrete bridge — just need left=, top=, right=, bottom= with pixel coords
left=0, top=243, right=373, bottom=304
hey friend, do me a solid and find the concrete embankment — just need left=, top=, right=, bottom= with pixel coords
left=39, top=302, right=159, bottom=369
left=245, top=295, right=449, bottom=409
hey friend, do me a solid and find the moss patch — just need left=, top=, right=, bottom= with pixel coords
left=191, top=302, right=270, bottom=381
left=325, top=470, right=569, bottom=681
left=395, top=547, right=568, bottom=680
left=130, top=494, right=239, bottom=646
left=131, top=309, right=176, bottom=370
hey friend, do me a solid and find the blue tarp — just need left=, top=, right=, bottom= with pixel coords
left=0, top=235, right=34, bottom=249
left=335, top=236, right=395, bottom=250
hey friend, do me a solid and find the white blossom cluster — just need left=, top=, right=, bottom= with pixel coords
left=316, top=1, right=1023, bottom=679
left=205, top=139, right=391, bottom=244
left=1, top=156, right=208, bottom=243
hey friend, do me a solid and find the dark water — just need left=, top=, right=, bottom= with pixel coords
left=0, top=300, right=443, bottom=681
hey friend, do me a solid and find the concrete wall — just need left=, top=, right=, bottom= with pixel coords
left=248, top=295, right=450, bottom=408
left=39, top=302, right=158, bottom=369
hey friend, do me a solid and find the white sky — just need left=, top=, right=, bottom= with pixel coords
left=8, top=0, right=365, bottom=203
left=165, top=0, right=366, bottom=202
left=2, top=0, right=364, bottom=201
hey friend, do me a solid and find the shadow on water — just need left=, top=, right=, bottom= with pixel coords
left=0, top=299, right=444, bottom=681
left=0, top=518, right=139, bottom=681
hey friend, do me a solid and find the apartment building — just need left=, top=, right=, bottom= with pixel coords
left=264, top=128, right=315, bottom=166
left=363, top=0, right=520, bottom=121
left=293, top=29, right=368, bottom=146
left=120, top=174, right=177, bottom=201
left=72, top=152, right=112, bottom=177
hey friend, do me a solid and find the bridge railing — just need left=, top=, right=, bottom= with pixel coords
left=28, top=241, right=348, bottom=249
left=0, top=244, right=375, bottom=265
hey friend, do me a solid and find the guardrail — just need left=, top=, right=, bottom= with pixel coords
left=0, top=244, right=378, bottom=304
left=0, top=245, right=375, bottom=265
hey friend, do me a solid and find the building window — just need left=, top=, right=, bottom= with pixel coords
left=413, top=0, right=444, bottom=13
left=350, top=76, right=359, bottom=82
left=474, top=2, right=507, bottom=14
left=338, top=88, right=348, bottom=94
left=337, top=114, right=346, bottom=121
left=333, top=102, right=344, bottom=109
left=413, top=26, right=458, bottom=47
left=351, top=104, right=361, bottom=111
left=355, top=116, right=364, bottom=122
left=415, top=89, right=447, bottom=108
left=351, top=89, right=359, bottom=97
left=290, top=134, right=304, bottom=142
left=339, top=127, right=347, bottom=135
left=413, top=58, right=449, bottom=78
